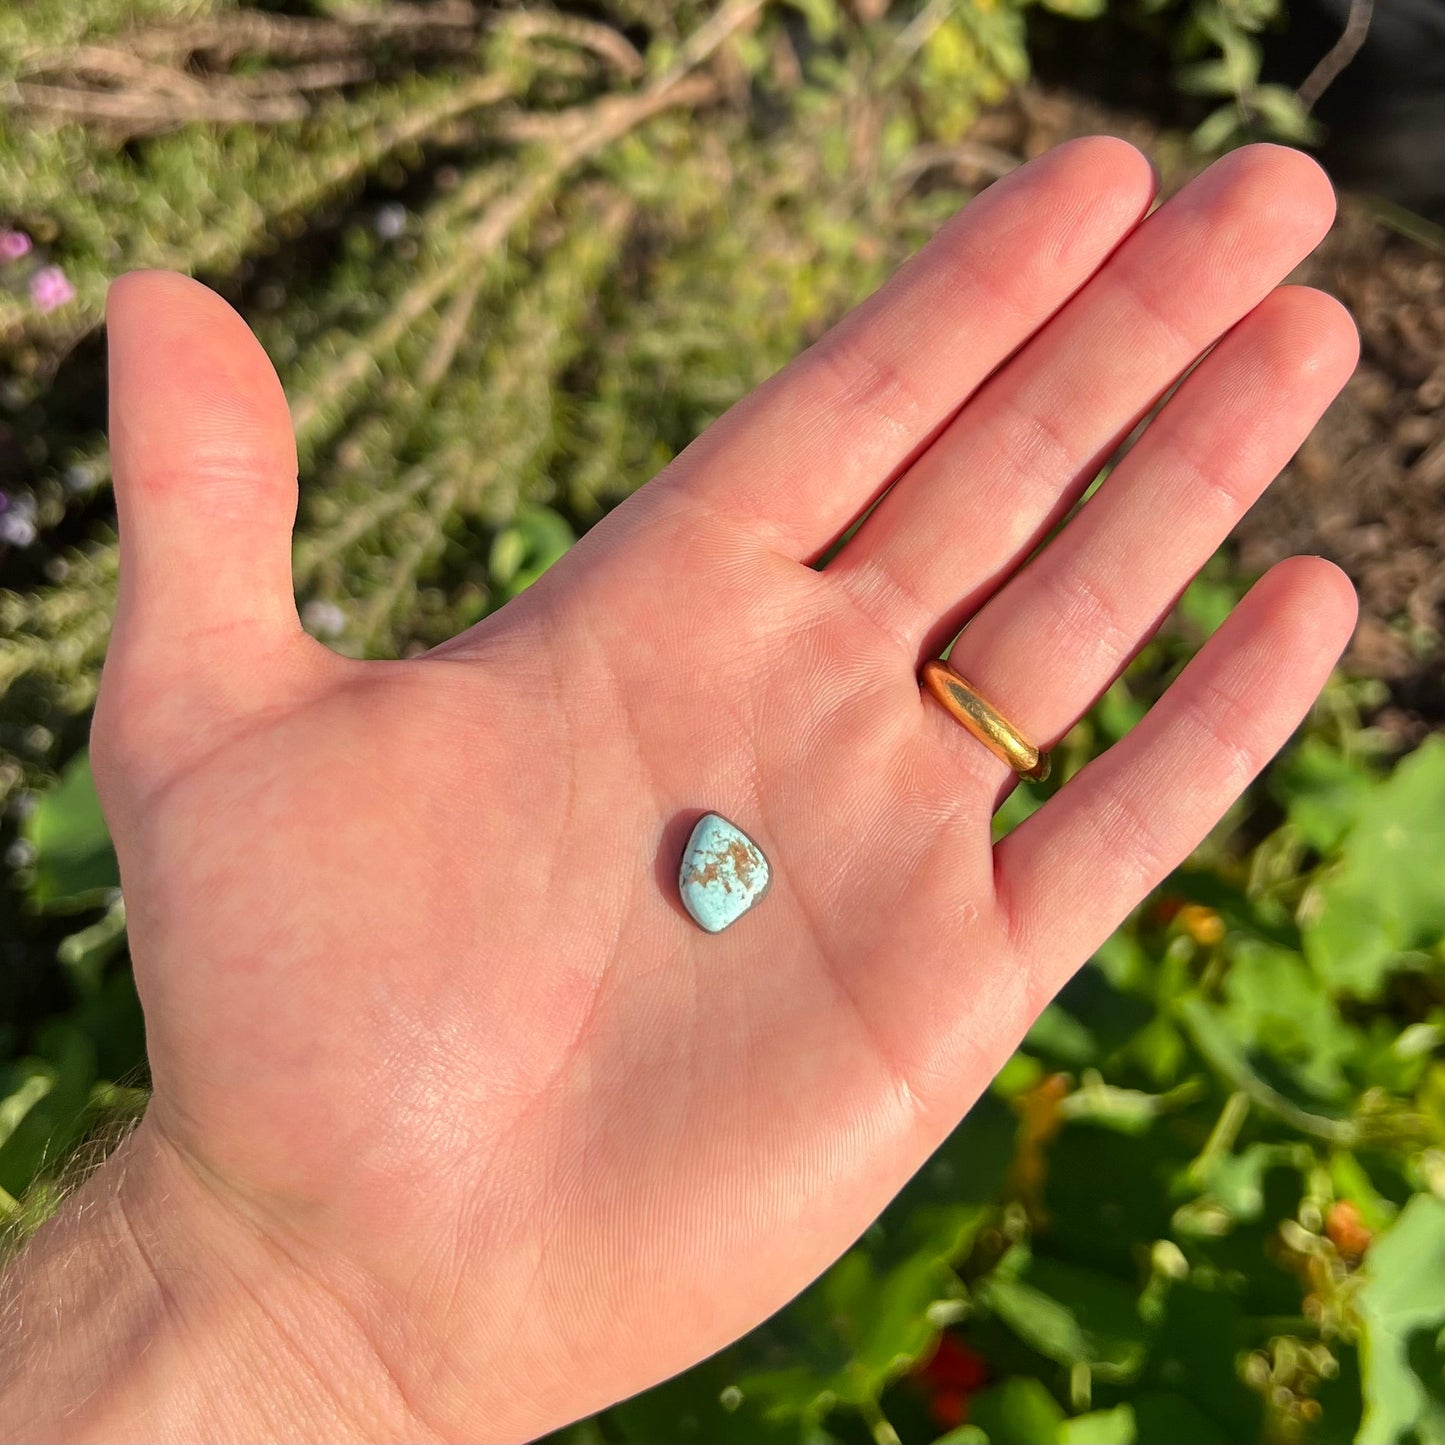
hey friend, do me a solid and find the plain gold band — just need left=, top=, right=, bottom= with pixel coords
left=920, top=660, right=1050, bottom=782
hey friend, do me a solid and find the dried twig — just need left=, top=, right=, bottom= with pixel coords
left=894, top=139, right=1021, bottom=189
left=1296, top=0, right=1374, bottom=112
left=28, top=44, right=215, bottom=99
left=420, top=272, right=488, bottom=391
left=230, top=58, right=376, bottom=97
left=501, top=12, right=645, bottom=79
left=7, top=79, right=309, bottom=128
left=290, top=69, right=719, bottom=439
left=127, top=3, right=481, bottom=66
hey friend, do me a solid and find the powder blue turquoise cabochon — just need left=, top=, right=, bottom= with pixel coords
left=678, top=813, right=772, bottom=933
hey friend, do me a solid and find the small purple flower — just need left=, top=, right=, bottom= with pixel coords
left=0, top=512, right=37, bottom=547
left=373, top=203, right=408, bottom=240
left=29, top=265, right=76, bottom=313
left=0, top=230, right=32, bottom=262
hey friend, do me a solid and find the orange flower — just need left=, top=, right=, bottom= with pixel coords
left=1325, top=1200, right=1372, bottom=1258
left=1176, top=903, right=1225, bottom=945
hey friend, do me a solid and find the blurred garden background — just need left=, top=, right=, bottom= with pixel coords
left=1, top=3, right=1441, bottom=1442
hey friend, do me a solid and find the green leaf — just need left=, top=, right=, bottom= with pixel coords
left=1129, top=1391, right=1234, bottom=1445
left=979, top=1255, right=1147, bottom=1379
left=20, top=751, right=120, bottom=910
left=1190, top=104, right=1245, bottom=154
left=1042, top=1120, right=1190, bottom=1277
left=0, top=1023, right=98, bottom=1199
left=1271, top=736, right=1374, bottom=852
left=1025, top=1005, right=1099, bottom=1067
left=844, top=1252, right=952, bottom=1388
left=782, top=0, right=840, bottom=41
left=490, top=505, right=576, bottom=598
left=1355, top=1194, right=1445, bottom=1444
left=1177, top=571, right=1244, bottom=637
left=969, top=1378, right=1065, bottom=1445
left=1302, top=736, right=1445, bottom=998
left=1189, top=1142, right=1308, bottom=1223
left=1139, top=1284, right=1261, bottom=1443
left=1247, top=83, right=1322, bottom=144
left=1040, top=0, right=1107, bottom=19
left=605, top=1350, right=801, bottom=1444
left=1057, top=1403, right=1136, bottom=1444
left=1219, top=938, right=1356, bottom=1102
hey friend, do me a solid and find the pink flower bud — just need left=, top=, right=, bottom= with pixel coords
left=0, top=230, right=34, bottom=262
left=29, top=264, right=75, bottom=313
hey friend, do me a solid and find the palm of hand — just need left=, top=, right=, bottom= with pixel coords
left=94, top=139, right=1357, bottom=1440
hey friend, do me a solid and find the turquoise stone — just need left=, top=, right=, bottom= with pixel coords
left=678, top=813, right=772, bottom=933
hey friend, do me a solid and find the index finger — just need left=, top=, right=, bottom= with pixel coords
left=648, top=136, right=1156, bottom=561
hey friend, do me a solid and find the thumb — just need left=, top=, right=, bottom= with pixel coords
left=95, top=271, right=314, bottom=796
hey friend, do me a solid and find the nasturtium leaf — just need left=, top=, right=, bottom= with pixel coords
left=1043, top=1121, right=1187, bottom=1277
left=931, top=1426, right=989, bottom=1445
left=1302, top=736, right=1445, bottom=998
left=1057, top=1403, right=1136, bottom=1444
left=968, top=1377, right=1065, bottom=1445
left=1188, top=1142, right=1309, bottom=1224
left=1141, top=1284, right=1260, bottom=1443
left=1271, top=735, right=1374, bottom=853
left=1091, top=678, right=1147, bottom=744
left=978, top=1255, right=1147, bottom=1379
left=1176, top=570, right=1244, bottom=637
left=1128, top=1391, right=1234, bottom=1445
left=1089, top=932, right=1151, bottom=996
left=1049, top=965, right=1156, bottom=1062
left=20, top=751, right=119, bottom=910
left=1220, top=938, right=1355, bottom=1102
left=1355, top=1193, right=1445, bottom=1445
left=847, top=1252, right=954, bottom=1387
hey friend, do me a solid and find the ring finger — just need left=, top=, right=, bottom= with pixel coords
left=932, top=283, right=1359, bottom=789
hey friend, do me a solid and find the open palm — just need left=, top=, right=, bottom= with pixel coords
left=93, top=138, right=1357, bottom=1442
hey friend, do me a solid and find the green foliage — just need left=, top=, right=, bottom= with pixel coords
left=1355, top=1195, right=1445, bottom=1445
left=19, top=751, right=116, bottom=910
left=0, top=4, right=1439, bottom=1443
left=1300, top=738, right=1445, bottom=999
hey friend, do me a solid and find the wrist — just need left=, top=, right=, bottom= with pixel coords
left=0, top=1117, right=428, bottom=1443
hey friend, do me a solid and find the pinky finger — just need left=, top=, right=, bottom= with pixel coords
left=994, top=556, right=1356, bottom=983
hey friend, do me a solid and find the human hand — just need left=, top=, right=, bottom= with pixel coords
left=3, top=138, right=1358, bottom=1442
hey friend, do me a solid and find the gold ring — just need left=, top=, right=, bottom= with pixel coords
left=920, top=660, right=1050, bottom=782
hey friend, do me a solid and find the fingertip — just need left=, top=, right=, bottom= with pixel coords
left=1205, top=143, right=1338, bottom=243
left=1257, top=554, right=1359, bottom=653
left=107, top=268, right=219, bottom=329
left=107, top=270, right=297, bottom=499
left=1054, top=133, right=1158, bottom=192
left=1251, top=285, right=1361, bottom=386
left=997, top=134, right=1157, bottom=278
left=1044, top=133, right=1159, bottom=223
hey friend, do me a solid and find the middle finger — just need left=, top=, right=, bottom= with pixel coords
left=828, top=144, right=1337, bottom=657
